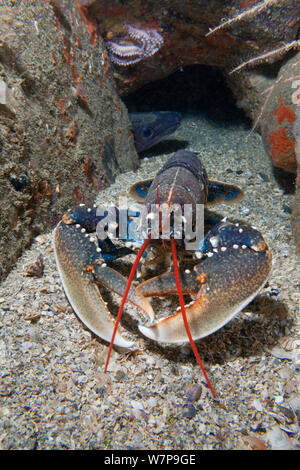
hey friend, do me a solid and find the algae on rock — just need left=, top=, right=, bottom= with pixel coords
left=0, top=0, right=138, bottom=279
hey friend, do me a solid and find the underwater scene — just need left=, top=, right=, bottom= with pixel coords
left=0, top=0, right=299, bottom=451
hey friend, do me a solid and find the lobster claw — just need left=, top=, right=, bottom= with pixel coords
left=53, top=219, right=154, bottom=348
left=138, top=223, right=272, bottom=343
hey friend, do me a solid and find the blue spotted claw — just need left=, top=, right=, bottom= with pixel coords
left=53, top=206, right=155, bottom=348
left=137, top=222, right=272, bottom=343
left=54, top=205, right=271, bottom=349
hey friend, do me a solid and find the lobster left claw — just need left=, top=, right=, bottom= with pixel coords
left=138, top=223, right=272, bottom=343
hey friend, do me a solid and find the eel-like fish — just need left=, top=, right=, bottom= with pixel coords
left=129, top=111, right=182, bottom=153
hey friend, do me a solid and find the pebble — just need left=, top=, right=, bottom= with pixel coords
left=25, top=254, right=44, bottom=278
left=72, top=373, right=87, bottom=385
left=282, top=205, right=291, bottom=214
left=184, top=383, right=202, bottom=403
left=145, top=356, right=156, bottom=367
left=252, top=399, right=263, bottom=412
left=288, top=395, right=300, bottom=416
left=114, top=369, right=127, bottom=382
left=35, top=234, right=47, bottom=245
left=258, top=172, right=269, bottom=182
left=183, top=405, right=198, bottom=419
left=239, top=206, right=250, bottom=215
left=95, top=386, right=105, bottom=396
left=268, top=346, right=294, bottom=360
left=0, top=79, right=7, bottom=104
left=269, top=288, right=279, bottom=296
left=148, top=397, right=157, bottom=408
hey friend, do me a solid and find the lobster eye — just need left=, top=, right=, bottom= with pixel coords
left=142, top=126, right=153, bottom=138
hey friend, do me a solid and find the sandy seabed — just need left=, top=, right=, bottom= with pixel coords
left=0, top=113, right=299, bottom=450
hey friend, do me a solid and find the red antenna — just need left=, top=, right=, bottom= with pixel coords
left=105, top=186, right=216, bottom=398
left=104, top=235, right=151, bottom=373
left=170, top=236, right=216, bottom=398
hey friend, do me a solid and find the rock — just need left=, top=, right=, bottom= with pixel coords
left=91, top=0, right=300, bottom=98
left=259, top=53, right=300, bottom=174
left=90, top=0, right=299, bottom=172
left=84, top=0, right=300, bottom=251
left=0, top=0, right=138, bottom=279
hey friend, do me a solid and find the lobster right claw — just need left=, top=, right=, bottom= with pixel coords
left=138, top=223, right=272, bottom=343
left=53, top=218, right=154, bottom=349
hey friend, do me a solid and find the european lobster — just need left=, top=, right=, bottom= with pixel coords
left=53, top=150, right=272, bottom=397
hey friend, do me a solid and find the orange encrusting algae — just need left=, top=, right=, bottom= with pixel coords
left=274, top=101, right=296, bottom=125
left=268, top=127, right=295, bottom=155
left=75, top=0, right=98, bottom=46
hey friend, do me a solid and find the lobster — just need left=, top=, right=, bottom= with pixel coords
left=53, top=150, right=272, bottom=397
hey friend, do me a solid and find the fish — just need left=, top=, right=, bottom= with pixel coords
left=129, top=111, right=182, bottom=153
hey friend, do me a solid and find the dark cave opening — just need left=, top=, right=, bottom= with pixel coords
left=124, top=64, right=295, bottom=194
left=123, top=64, right=251, bottom=127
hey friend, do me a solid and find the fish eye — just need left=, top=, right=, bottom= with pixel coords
left=142, top=126, right=153, bottom=138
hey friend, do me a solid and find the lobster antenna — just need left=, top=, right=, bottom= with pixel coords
left=170, top=236, right=216, bottom=398
left=105, top=186, right=171, bottom=372
left=104, top=235, right=151, bottom=373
